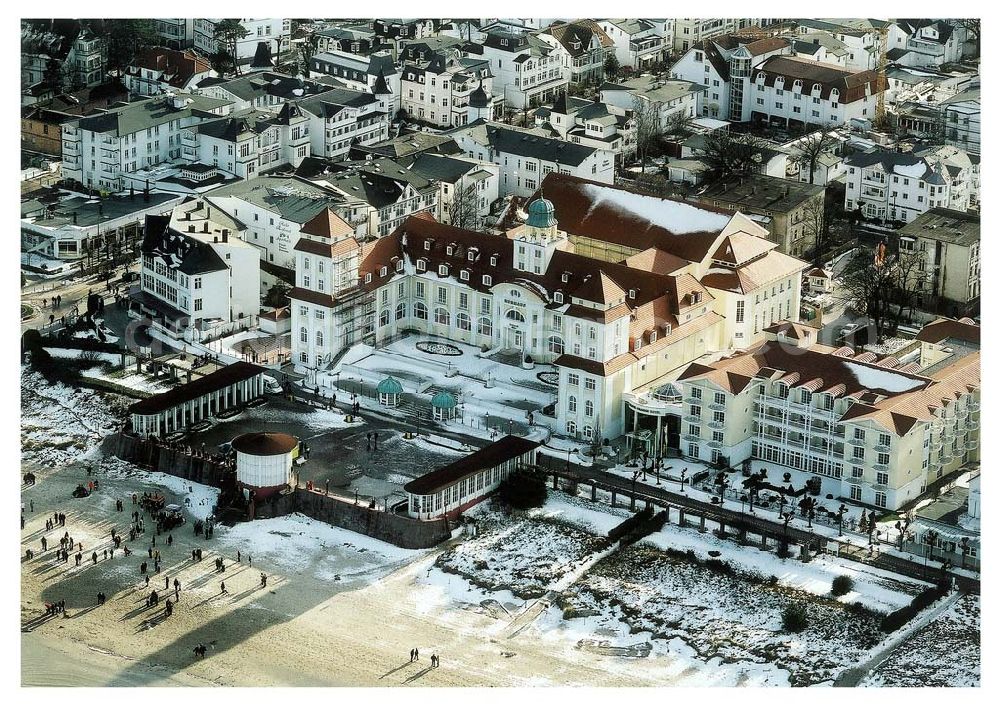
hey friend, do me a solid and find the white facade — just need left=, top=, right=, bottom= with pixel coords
left=193, top=19, right=290, bottom=64
left=60, top=93, right=232, bottom=191
left=597, top=19, right=667, bottom=70
left=480, top=33, right=568, bottom=109
left=844, top=147, right=978, bottom=223
left=449, top=123, right=615, bottom=198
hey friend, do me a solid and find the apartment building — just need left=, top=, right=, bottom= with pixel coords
left=296, top=87, right=391, bottom=160
left=889, top=20, right=965, bottom=68
left=597, top=19, right=666, bottom=70
left=60, top=92, right=233, bottom=191
left=404, top=153, right=500, bottom=228
left=153, top=19, right=195, bottom=49
left=193, top=19, right=290, bottom=65
left=313, top=25, right=380, bottom=56
left=310, top=50, right=400, bottom=113
left=400, top=51, right=502, bottom=127
left=539, top=20, right=614, bottom=85
left=123, top=47, right=214, bottom=97
left=670, top=35, right=791, bottom=122
left=896, top=208, right=980, bottom=315
left=843, top=145, right=978, bottom=223
left=536, top=93, right=636, bottom=162
left=21, top=21, right=105, bottom=91
left=134, top=208, right=260, bottom=330
left=179, top=103, right=311, bottom=179
left=307, top=157, right=439, bottom=238
left=600, top=76, right=703, bottom=126
left=672, top=18, right=755, bottom=54
left=478, top=30, right=568, bottom=109
left=790, top=19, right=880, bottom=71
left=676, top=324, right=980, bottom=510
left=447, top=122, right=615, bottom=197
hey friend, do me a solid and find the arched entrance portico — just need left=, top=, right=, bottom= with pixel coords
left=623, top=383, right=684, bottom=459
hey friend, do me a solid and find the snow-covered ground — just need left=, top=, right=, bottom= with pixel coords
left=438, top=499, right=610, bottom=599
left=862, top=593, right=980, bottom=687
left=82, top=366, right=172, bottom=395
left=216, top=513, right=423, bottom=585
left=21, top=366, right=123, bottom=468
left=557, top=543, right=885, bottom=686
left=642, top=524, right=926, bottom=614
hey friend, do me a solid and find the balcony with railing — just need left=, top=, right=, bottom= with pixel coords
left=709, top=420, right=726, bottom=430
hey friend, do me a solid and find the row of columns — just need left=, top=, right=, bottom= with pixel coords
left=133, top=374, right=264, bottom=437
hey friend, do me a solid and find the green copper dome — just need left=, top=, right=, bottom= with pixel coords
left=526, top=197, right=557, bottom=228
left=430, top=391, right=458, bottom=409
left=376, top=376, right=403, bottom=395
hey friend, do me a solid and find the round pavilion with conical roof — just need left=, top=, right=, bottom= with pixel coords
left=376, top=375, right=404, bottom=407
left=431, top=391, right=458, bottom=420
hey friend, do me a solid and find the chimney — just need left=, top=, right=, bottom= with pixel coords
left=213, top=235, right=218, bottom=243
left=188, top=224, right=195, bottom=232
left=196, top=200, right=204, bottom=210
left=203, top=222, right=209, bottom=233
left=222, top=229, right=229, bottom=242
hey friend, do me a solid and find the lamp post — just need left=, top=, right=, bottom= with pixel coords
left=565, top=447, right=578, bottom=472
left=837, top=504, right=848, bottom=536
left=680, top=470, right=689, bottom=493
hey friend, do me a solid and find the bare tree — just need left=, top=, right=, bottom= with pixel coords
left=840, top=246, right=898, bottom=340
left=447, top=181, right=483, bottom=231
left=792, top=127, right=838, bottom=184
left=801, top=199, right=829, bottom=264
left=298, top=32, right=320, bottom=78
left=663, top=110, right=696, bottom=138
left=702, top=130, right=771, bottom=181
left=632, top=96, right=663, bottom=173
left=958, top=19, right=981, bottom=59
left=893, top=246, right=927, bottom=321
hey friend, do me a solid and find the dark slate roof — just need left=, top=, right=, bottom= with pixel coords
left=406, top=153, right=479, bottom=184
left=843, top=150, right=934, bottom=180
left=141, top=214, right=227, bottom=276
left=129, top=362, right=266, bottom=415
left=476, top=123, right=600, bottom=166
left=403, top=436, right=541, bottom=494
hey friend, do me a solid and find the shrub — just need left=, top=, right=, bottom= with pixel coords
left=496, top=471, right=547, bottom=510
left=782, top=603, right=809, bottom=633
left=832, top=575, right=854, bottom=596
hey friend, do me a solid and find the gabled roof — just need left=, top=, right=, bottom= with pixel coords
left=300, top=208, right=354, bottom=240
left=573, top=272, right=626, bottom=306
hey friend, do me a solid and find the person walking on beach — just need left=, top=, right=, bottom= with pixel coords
left=414, top=648, right=419, bottom=661
left=165, top=575, right=170, bottom=590
left=30, top=500, right=33, bottom=513
left=220, top=581, right=227, bottom=595
left=260, top=573, right=267, bottom=588
left=237, top=550, right=241, bottom=563
left=92, top=551, right=98, bottom=565
left=41, top=536, right=47, bottom=552
left=410, top=649, right=415, bottom=662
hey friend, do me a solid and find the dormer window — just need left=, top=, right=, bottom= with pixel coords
left=554, top=291, right=564, bottom=304
left=467, top=248, right=477, bottom=262
left=364, top=273, right=372, bottom=284
left=438, top=265, right=448, bottom=277
left=628, top=288, right=636, bottom=299
left=380, top=266, right=387, bottom=277
left=395, top=260, right=404, bottom=272
left=649, top=331, right=657, bottom=343
left=446, top=244, right=454, bottom=256
left=424, top=239, right=431, bottom=251
left=490, top=255, right=497, bottom=266
left=664, top=324, right=672, bottom=336
left=483, top=275, right=493, bottom=286
left=460, top=269, right=469, bottom=281
left=416, top=258, right=426, bottom=271
left=561, top=272, right=570, bottom=283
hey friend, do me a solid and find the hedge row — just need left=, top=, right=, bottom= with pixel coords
left=880, top=585, right=948, bottom=633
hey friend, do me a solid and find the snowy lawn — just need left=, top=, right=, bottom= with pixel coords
left=862, top=593, right=980, bottom=687
left=437, top=502, right=611, bottom=599
left=557, top=544, right=886, bottom=686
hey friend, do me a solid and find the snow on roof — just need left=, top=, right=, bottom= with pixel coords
left=580, top=183, right=732, bottom=236
left=895, top=161, right=928, bottom=178
left=843, top=362, right=925, bottom=394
